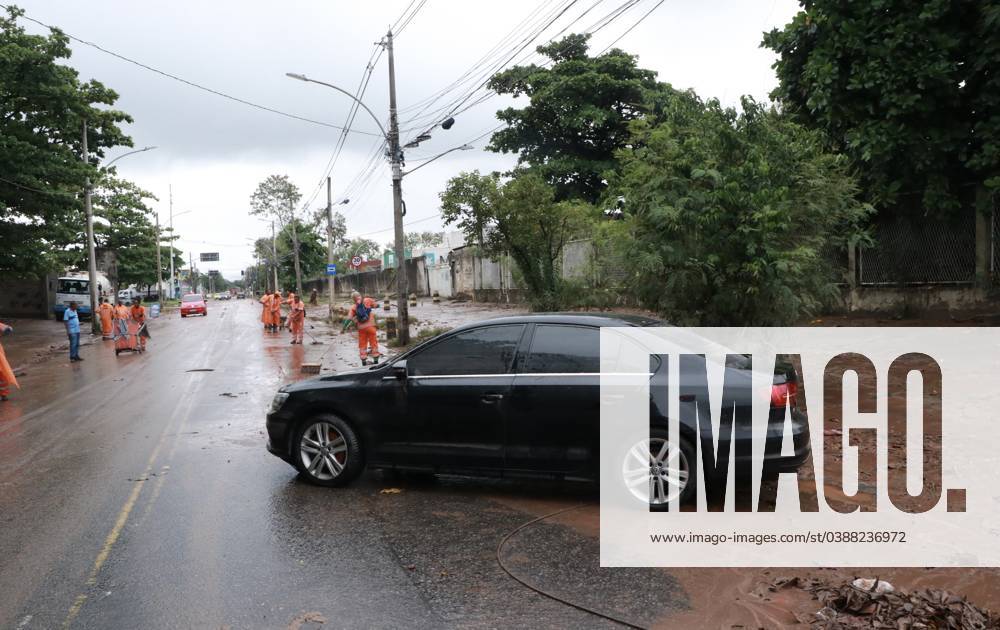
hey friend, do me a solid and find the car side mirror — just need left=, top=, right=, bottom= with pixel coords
left=390, top=360, right=408, bottom=380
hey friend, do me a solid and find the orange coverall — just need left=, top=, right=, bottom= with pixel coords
left=349, top=297, right=380, bottom=360
left=0, top=322, right=18, bottom=400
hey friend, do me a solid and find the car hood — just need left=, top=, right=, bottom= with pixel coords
left=280, top=365, right=382, bottom=393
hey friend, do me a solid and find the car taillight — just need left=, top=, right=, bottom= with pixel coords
left=770, top=380, right=798, bottom=408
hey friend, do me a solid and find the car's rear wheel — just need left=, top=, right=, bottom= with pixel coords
left=622, top=430, right=693, bottom=509
left=293, top=415, right=363, bottom=487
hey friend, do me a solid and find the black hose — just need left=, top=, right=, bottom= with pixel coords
left=495, top=504, right=648, bottom=630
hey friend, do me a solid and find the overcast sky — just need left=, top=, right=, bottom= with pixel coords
left=15, top=0, right=800, bottom=279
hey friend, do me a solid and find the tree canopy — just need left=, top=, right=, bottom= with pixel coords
left=0, top=6, right=133, bottom=275
left=440, top=170, right=593, bottom=309
left=762, top=0, right=1000, bottom=214
left=487, top=33, right=661, bottom=203
left=611, top=95, right=871, bottom=325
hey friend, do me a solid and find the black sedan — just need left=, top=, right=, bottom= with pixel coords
left=265, top=313, right=810, bottom=505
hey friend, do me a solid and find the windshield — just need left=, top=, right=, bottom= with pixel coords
left=58, top=279, right=89, bottom=294
left=182, top=294, right=204, bottom=303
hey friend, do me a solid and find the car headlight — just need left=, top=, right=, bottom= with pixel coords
left=268, top=392, right=290, bottom=414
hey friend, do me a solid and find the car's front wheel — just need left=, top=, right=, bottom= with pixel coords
left=293, top=415, right=364, bottom=487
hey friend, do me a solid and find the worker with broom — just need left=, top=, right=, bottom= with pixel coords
left=342, top=291, right=380, bottom=366
left=288, top=293, right=306, bottom=344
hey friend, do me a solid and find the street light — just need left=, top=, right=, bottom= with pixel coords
left=81, top=132, right=157, bottom=335
left=104, top=146, right=157, bottom=169
left=286, top=53, right=455, bottom=344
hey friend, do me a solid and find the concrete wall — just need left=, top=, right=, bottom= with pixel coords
left=427, top=264, right=453, bottom=298
left=0, top=275, right=56, bottom=319
left=301, top=257, right=431, bottom=302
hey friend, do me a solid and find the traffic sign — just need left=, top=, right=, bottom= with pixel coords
left=200, top=252, right=220, bottom=262
left=351, top=255, right=363, bottom=267
left=326, top=263, right=337, bottom=276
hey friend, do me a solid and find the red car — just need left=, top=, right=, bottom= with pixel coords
left=180, top=293, right=207, bottom=317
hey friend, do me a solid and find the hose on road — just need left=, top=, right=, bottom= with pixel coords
left=495, top=504, right=648, bottom=630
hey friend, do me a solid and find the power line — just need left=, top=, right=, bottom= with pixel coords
left=598, top=0, right=666, bottom=54
left=394, top=0, right=428, bottom=37
left=1, top=4, right=384, bottom=137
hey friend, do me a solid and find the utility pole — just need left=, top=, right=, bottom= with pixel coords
left=82, top=120, right=101, bottom=336
left=168, top=184, right=174, bottom=300
left=155, top=212, right=163, bottom=306
left=289, top=198, right=303, bottom=297
left=387, top=28, right=410, bottom=344
left=189, top=252, right=196, bottom=294
left=271, top=220, right=279, bottom=292
left=326, top=176, right=335, bottom=316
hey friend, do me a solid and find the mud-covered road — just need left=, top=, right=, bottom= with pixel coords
left=0, top=300, right=691, bottom=629
left=2, top=300, right=998, bottom=629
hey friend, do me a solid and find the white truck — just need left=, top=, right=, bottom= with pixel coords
left=53, top=273, right=112, bottom=319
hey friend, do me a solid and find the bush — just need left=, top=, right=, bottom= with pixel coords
left=612, top=96, right=872, bottom=326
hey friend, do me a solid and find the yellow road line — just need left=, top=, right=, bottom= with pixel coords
left=62, top=307, right=239, bottom=627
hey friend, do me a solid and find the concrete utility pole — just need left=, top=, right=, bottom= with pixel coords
left=82, top=120, right=101, bottom=336
left=168, top=185, right=174, bottom=300
left=271, top=220, right=279, bottom=292
left=326, top=177, right=335, bottom=315
left=155, top=212, right=163, bottom=306
left=289, top=198, right=304, bottom=297
left=386, top=29, right=410, bottom=344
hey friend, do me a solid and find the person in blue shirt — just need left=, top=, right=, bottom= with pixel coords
left=64, top=301, right=82, bottom=362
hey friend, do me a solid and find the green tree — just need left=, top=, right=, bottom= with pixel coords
left=90, top=177, right=163, bottom=292
left=250, top=175, right=305, bottom=294
left=762, top=1, right=1000, bottom=213
left=612, top=95, right=871, bottom=325
left=275, top=219, right=325, bottom=289
left=0, top=6, right=133, bottom=274
left=440, top=170, right=593, bottom=310
left=487, top=33, right=661, bottom=203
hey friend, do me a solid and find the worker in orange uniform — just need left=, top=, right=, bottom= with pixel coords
left=269, top=290, right=283, bottom=333
left=0, top=321, right=18, bottom=401
left=259, top=291, right=273, bottom=331
left=97, top=297, right=114, bottom=339
left=343, top=291, right=380, bottom=366
left=112, top=298, right=130, bottom=339
left=288, top=293, right=305, bottom=344
left=129, top=298, right=148, bottom=351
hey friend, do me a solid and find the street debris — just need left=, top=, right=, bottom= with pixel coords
left=770, top=576, right=1000, bottom=628
left=301, top=363, right=321, bottom=374
left=285, top=611, right=327, bottom=629
left=185, top=368, right=215, bottom=372
left=379, top=487, right=403, bottom=495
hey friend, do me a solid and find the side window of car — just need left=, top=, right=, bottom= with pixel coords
left=523, top=325, right=599, bottom=374
left=408, top=325, right=525, bottom=377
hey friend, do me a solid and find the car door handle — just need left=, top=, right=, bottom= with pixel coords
left=481, top=393, right=504, bottom=403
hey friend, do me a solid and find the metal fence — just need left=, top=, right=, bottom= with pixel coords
left=858, top=211, right=976, bottom=285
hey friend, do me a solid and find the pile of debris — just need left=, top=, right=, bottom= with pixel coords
left=772, top=576, right=999, bottom=629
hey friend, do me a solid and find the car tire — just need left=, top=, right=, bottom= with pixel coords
left=181, top=314, right=186, bottom=318
left=293, top=415, right=364, bottom=487
left=622, top=429, right=695, bottom=510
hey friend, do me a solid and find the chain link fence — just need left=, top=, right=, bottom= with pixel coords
left=858, top=211, right=976, bottom=285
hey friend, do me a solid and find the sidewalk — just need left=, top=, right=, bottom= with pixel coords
left=0, top=317, right=100, bottom=372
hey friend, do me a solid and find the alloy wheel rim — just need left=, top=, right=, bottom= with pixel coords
left=622, top=437, right=689, bottom=505
left=299, top=422, right=348, bottom=481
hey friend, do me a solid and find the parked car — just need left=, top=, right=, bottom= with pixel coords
left=236, top=292, right=246, bottom=299
left=265, top=314, right=810, bottom=505
left=180, top=293, right=207, bottom=317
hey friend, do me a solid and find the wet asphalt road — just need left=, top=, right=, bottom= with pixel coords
left=0, top=300, right=688, bottom=629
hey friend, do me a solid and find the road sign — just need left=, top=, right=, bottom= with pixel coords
left=326, top=263, right=337, bottom=276
left=351, top=256, right=363, bottom=267
left=208, top=270, right=220, bottom=276
left=200, top=252, right=220, bottom=262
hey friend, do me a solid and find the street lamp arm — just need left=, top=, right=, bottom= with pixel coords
left=401, top=144, right=473, bottom=177
left=285, top=73, right=388, bottom=140
left=104, top=146, right=158, bottom=168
